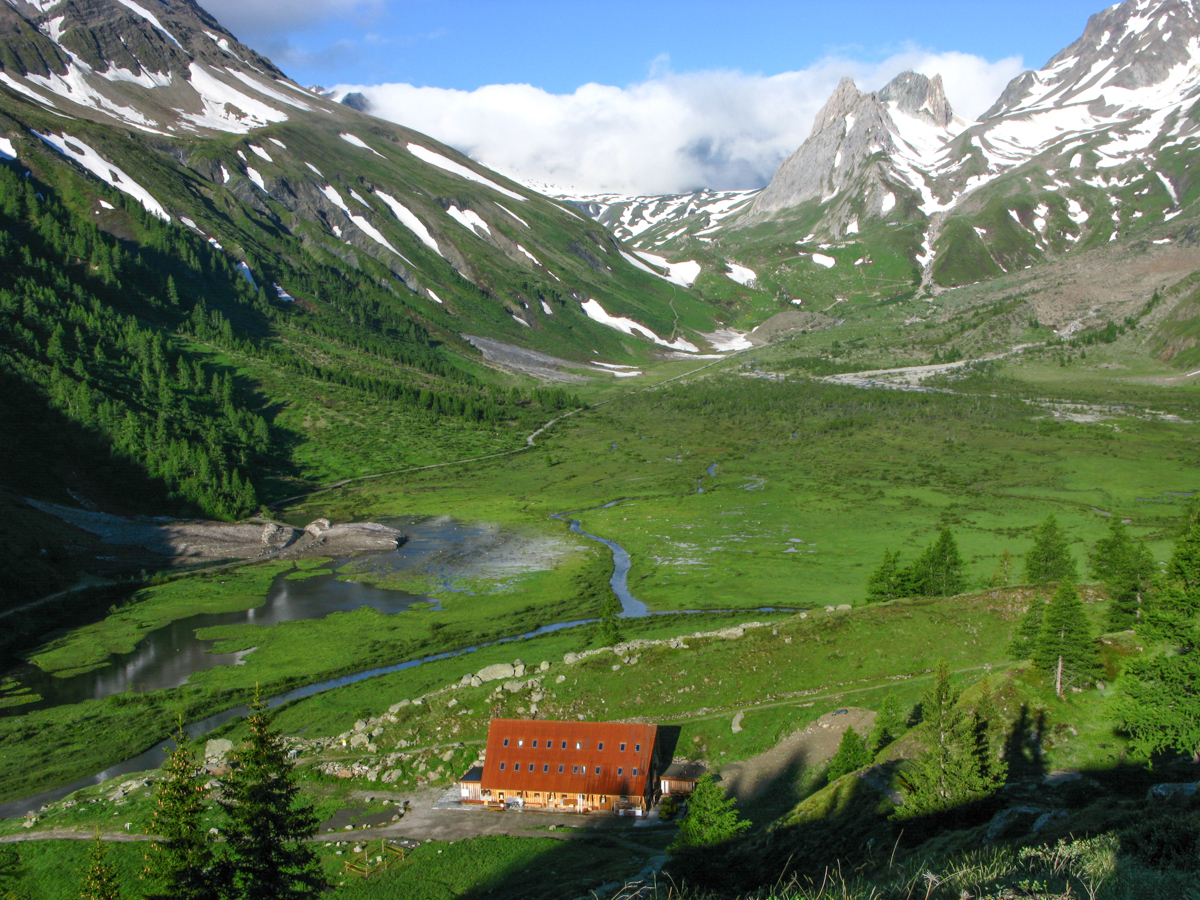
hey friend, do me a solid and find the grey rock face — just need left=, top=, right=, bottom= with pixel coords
left=742, top=70, right=954, bottom=230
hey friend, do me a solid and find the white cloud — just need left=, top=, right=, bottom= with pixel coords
left=334, top=48, right=1024, bottom=195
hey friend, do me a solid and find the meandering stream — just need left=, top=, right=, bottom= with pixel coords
left=1, top=485, right=795, bottom=818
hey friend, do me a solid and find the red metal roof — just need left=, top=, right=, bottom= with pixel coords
left=480, top=719, right=658, bottom=797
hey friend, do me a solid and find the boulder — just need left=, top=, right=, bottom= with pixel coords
left=556, top=675, right=567, bottom=684
left=513, top=664, right=527, bottom=678
left=388, top=700, right=411, bottom=714
left=731, top=711, right=745, bottom=734
left=353, top=720, right=368, bottom=733
left=1147, top=782, right=1199, bottom=806
left=470, top=676, right=483, bottom=687
left=441, top=749, right=456, bottom=762
left=460, top=674, right=473, bottom=686
left=539, top=661, right=551, bottom=672
left=205, top=739, right=234, bottom=760
left=985, top=806, right=1044, bottom=842
left=715, top=627, right=745, bottom=639
left=836, top=604, right=852, bottom=611
left=563, top=653, right=580, bottom=665
left=349, top=734, right=369, bottom=749
left=477, top=663, right=516, bottom=683
left=503, top=680, right=524, bottom=694
left=447, top=698, right=458, bottom=709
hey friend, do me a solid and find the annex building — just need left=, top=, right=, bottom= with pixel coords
left=459, top=719, right=661, bottom=815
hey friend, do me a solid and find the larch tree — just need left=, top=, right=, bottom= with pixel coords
left=1008, top=597, right=1046, bottom=661
left=897, top=662, right=1004, bottom=818
left=142, top=731, right=219, bottom=900
left=1089, top=518, right=1155, bottom=631
left=218, top=696, right=326, bottom=900
left=1023, top=515, right=1078, bottom=584
left=1033, top=580, right=1100, bottom=699
left=79, top=834, right=122, bottom=900
left=868, top=694, right=909, bottom=753
left=866, top=549, right=904, bottom=602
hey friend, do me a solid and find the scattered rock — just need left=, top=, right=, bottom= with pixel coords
left=1147, top=782, right=1199, bottom=806
left=1032, top=810, right=1071, bottom=832
left=447, top=698, right=458, bottom=708
left=353, top=720, right=368, bottom=733
left=555, top=675, right=566, bottom=684
left=205, top=739, right=234, bottom=760
left=388, top=700, right=411, bottom=713
left=986, top=806, right=1045, bottom=842
left=503, top=680, right=524, bottom=694
left=539, top=661, right=551, bottom=672
left=349, top=734, right=369, bottom=749
left=835, top=604, right=852, bottom=612
left=477, top=663, right=516, bottom=683
left=469, top=676, right=483, bottom=687
left=731, top=711, right=745, bottom=734
left=513, top=664, right=527, bottom=678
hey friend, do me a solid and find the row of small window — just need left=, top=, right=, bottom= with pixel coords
left=497, top=762, right=639, bottom=777
left=501, top=738, right=641, bottom=752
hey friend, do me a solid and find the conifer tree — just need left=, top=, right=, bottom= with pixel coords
left=1089, top=518, right=1155, bottom=630
left=0, top=847, right=21, bottom=900
left=218, top=696, right=325, bottom=900
left=80, top=834, right=121, bottom=900
left=1008, top=597, right=1046, bottom=660
left=896, top=663, right=1003, bottom=818
left=866, top=549, right=903, bottom=602
left=868, top=694, right=908, bottom=753
left=669, top=774, right=751, bottom=852
left=1023, top=515, right=1078, bottom=584
left=1111, top=506, right=1200, bottom=762
left=143, top=731, right=218, bottom=900
left=1033, top=581, right=1099, bottom=698
left=827, top=727, right=873, bottom=781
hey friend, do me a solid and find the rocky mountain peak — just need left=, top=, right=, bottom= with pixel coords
left=810, top=76, right=863, bottom=136
left=878, top=71, right=953, bottom=127
left=983, top=0, right=1200, bottom=119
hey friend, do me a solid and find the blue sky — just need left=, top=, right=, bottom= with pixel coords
left=200, top=0, right=1116, bottom=193
left=204, top=0, right=1107, bottom=90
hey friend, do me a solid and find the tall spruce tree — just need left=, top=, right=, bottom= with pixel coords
left=218, top=697, right=325, bottom=900
left=827, top=727, right=873, bottom=780
left=669, top=774, right=751, bottom=852
left=1089, top=518, right=1155, bottom=630
left=1023, top=515, right=1078, bottom=584
left=1033, top=581, right=1099, bottom=698
left=1008, top=597, right=1046, bottom=660
left=80, top=834, right=121, bottom=900
left=896, top=663, right=1003, bottom=818
left=143, top=732, right=219, bottom=900
left=866, top=549, right=904, bottom=602
left=868, top=694, right=908, bottom=753
left=1111, top=506, right=1200, bottom=762
left=903, top=529, right=966, bottom=597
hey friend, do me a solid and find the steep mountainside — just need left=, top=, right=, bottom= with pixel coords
left=569, top=0, right=1200, bottom=342
left=0, top=0, right=725, bottom=361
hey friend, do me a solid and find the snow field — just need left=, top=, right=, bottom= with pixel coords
left=447, top=206, right=491, bottom=236
left=811, top=253, right=836, bottom=268
left=184, top=64, right=289, bottom=133
left=633, top=250, right=702, bottom=287
left=340, top=133, right=385, bottom=158
left=0, top=138, right=15, bottom=160
left=579, top=298, right=699, bottom=353
left=36, top=132, right=169, bottom=220
left=724, top=263, right=757, bottom=287
left=248, top=144, right=272, bottom=162
left=427, top=289, right=443, bottom=304
left=405, top=143, right=524, bottom=201
left=375, top=191, right=442, bottom=256
left=111, top=0, right=182, bottom=48
left=246, top=168, right=266, bottom=191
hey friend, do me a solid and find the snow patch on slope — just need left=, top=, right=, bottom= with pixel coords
left=579, top=298, right=699, bottom=352
left=36, top=132, right=169, bottom=220
left=375, top=191, right=442, bottom=256
left=633, top=250, right=702, bottom=287
left=340, top=133, right=384, bottom=157
left=447, top=205, right=491, bottom=236
left=406, top=143, right=525, bottom=200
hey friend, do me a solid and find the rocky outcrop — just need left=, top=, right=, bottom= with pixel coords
left=740, top=70, right=956, bottom=232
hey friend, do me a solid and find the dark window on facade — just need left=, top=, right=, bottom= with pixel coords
left=598, top=742, right=604, bottom=751
left=620, top=743, right=626, bottom=752
left=594, top=766, right=601, bottom=775
left=543, top=764, right=549, bottom=773
left=503, top=738, right=509, bottom=747
left=632, top=768, right=639, bottom=776
left=558, top=765, right=564, bottom=773
left=561, top=741, right=567, bottom=749
left=572, top=765, right=579, bottom=774
left=499, top=762, right=506, bottom=770
left=532, top=740, right=538, bottom=748
left=617, top=767, right=624, bottom=776
left=635, top=744, right=641, bottom=752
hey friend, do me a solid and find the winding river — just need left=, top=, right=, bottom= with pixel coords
left=1, top=486, right=797, bottom=818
